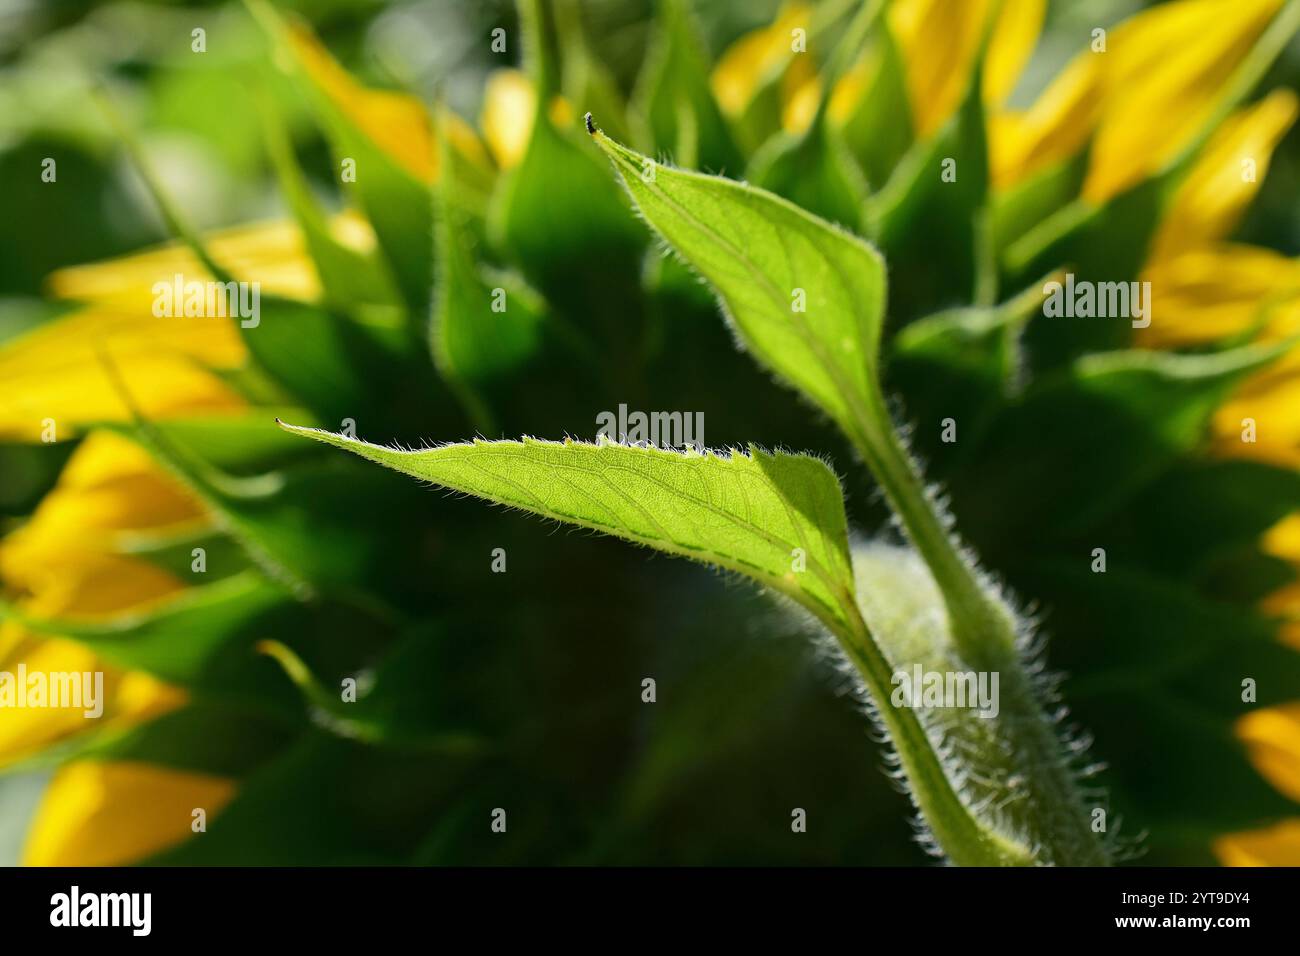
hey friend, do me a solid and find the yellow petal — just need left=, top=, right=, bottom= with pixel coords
left=1136, top=244, right=1300, bottom=348
left=1082, top=0, right=1283, bottom=203
left=992, top=0, right=1283, bottom=195
left=479, top=77, right=576, bottom=166
left=284, top=22, right=436, bottom=183
left=0, top=638, right=184, bottom=767
left=711, top=3, right=814, bottom=117
left=0, top=323, right=246, bottom=442
left=1, top=432, right=206, bottom=571
left=712, top=29, right=772, bottom=117
left=2, top=550, right=188, bottom=628
left=0, top=431, right=201, bottom=621
left=1236, top=702, right=1300, bottom=802
left=1213, top=347, right=1300, bottom=467
left=548, top=94, right=576, bottom=132
left=983, top=0, right=1046, bottom=106
left=1259, top=582, right=1300, bottom=650
left=1, top=216, right=365, bottom=441
left=827, top=53, right=871, bottom=126
left=47, top=217, right=342, bottom=308
left=782, top=76, right=822, bottom=134
left=442, top=109, right=491, bottom=170
left=1263, top=514, right=1300, bottom=563
left=1152, top=90, right=1299, bottom=260
left=481, top=69, right=536, bottom=171
left=22, top=761, right=234, bottom=866
left=827, top=2, right=1039, bottom=142
left=1215, top=818, right=1300, bottom=865
left=890, top=0, right=995, bottom=138
left=1260, top=516, right=1300, bottom=651
left=989, top=52, right=1101, bottom=189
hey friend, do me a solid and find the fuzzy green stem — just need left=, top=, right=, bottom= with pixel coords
left=844, top=380, right=1018, bottom=670
left=825, top=597, right=1036, bottom=866
left=838, top=396, right=1112, bottom=866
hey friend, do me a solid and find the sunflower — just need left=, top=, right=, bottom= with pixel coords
left=3, top=0, right=1299, bottom=866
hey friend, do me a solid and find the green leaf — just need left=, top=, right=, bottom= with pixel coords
left=954, top=343, right=1290, bottom=545
left=746, top=0, right=878, bottom=231
left=888, top=280, right=1045, bottom=474
left=179, top=458, right=430, bottom=607
left=0, top=439, right=76, bottom=516
left=990, top=151, right=1087, bottom=257
left=0, top=571, right=285, bottom=685
left=839, top=22, right=913, bottom=188
left=1022, top=560, right=1299, bottom=704
left=866, top=54, right=992, bottom=316
left=747, top=123, right=868, bottom=232
left=94, top=79, right=415, bottom=426
left=82, top=703, right=299, bottom=779
left=492, top=0, right=642, bottom=295
left=238, top=295, right=402, bottom=424
left=590, top=122, right=1022, bottom=680
left=247, top=0, right=435, bottom=313
left=147, top=732, right=479, bottom=865
left=1117, top=459, right=1300, bottom=580
left=279, top=423, right=1112, bottom=865
left=555, top=0, right=634, bottom=147
left=432, top=136, right=547, bottom=431
left=589, top=125, right=885, bottom=449
left=1004, top=177, right=1167, bottom=367
left=891, top=280, right=1041, bottom=387
left=98, top=410, right=428, bottom=608
left=277, top=429, right=857, bottom=629
left=252, top=82, right=399, bottom=309
left=117, top=525, right=252, bottom=583
left=724, top=64, right=789, bottom=159
left=1010, top=559, right=1300, bottom=851
left=633, top=0, right=743, bottom=173
left=127, top=414, right=322, bottom=475
left=257, top=638, right=484, bottom=754
left=491, top=108, right=642, bottom=289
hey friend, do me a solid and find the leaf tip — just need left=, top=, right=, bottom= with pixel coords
left=276, top=418, right=310, bottom=436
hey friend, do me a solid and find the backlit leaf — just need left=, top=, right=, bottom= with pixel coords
left=590, top=126, right=885, bottom=448
left=277, top=428, right=857, bottom=630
